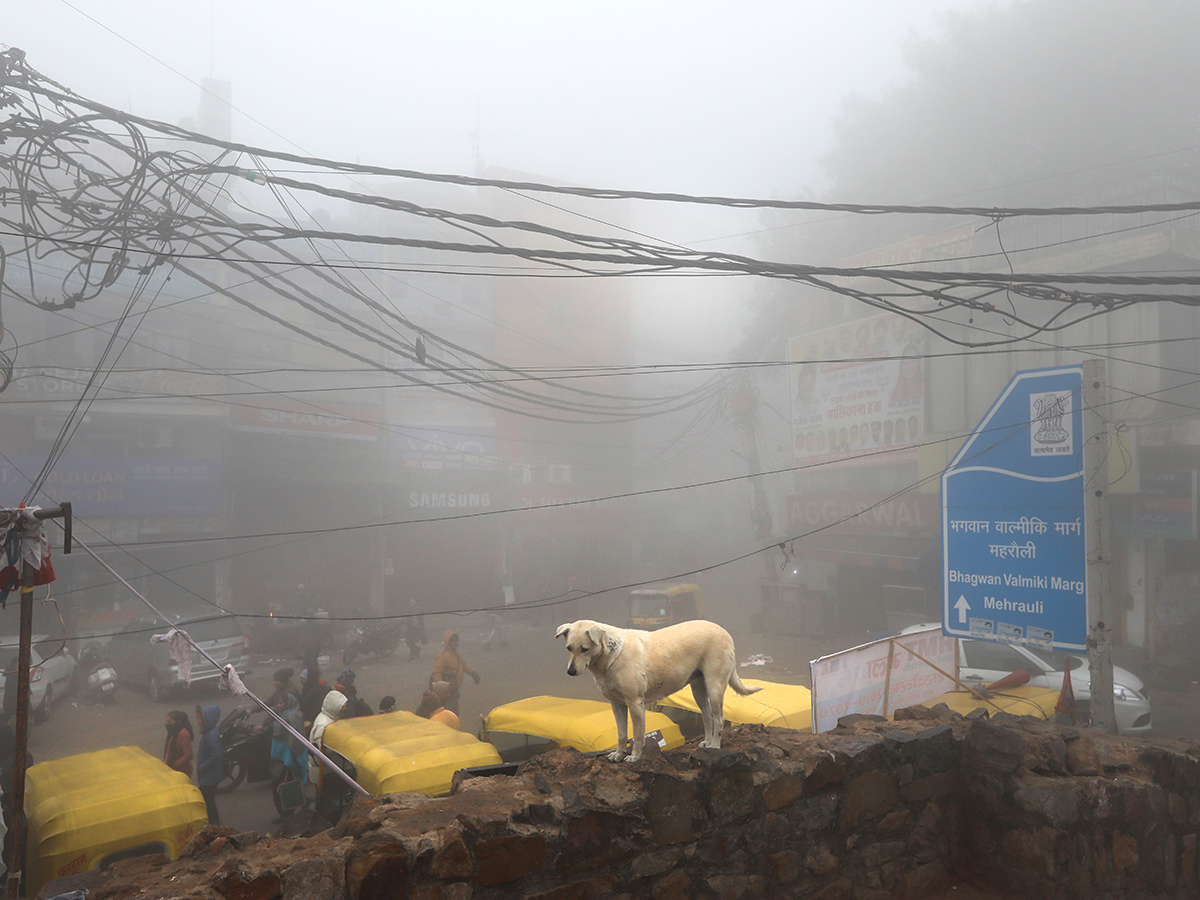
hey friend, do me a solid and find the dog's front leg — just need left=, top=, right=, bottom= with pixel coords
left=608, top=700, right=629, bottom=761
left=625, top=700, right=646, bottom=762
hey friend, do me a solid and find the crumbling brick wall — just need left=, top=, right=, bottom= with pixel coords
left=50, top=708, right=1200, bottom=900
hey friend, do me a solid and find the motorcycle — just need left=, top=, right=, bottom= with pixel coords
left=76, top=642, right=118, bottom=703
left=343, top=621, right=401, bottom=664
left=217, top=706, right=273, bottom=793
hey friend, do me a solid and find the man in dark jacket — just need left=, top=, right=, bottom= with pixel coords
left=335, top=669, right=372, bottom=718
left=195, top=704, right=223, bottom=825
left=299, top=667, right=330, bottom=727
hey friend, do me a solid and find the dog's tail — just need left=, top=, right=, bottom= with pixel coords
left=729, top=669, right=762, bottom=696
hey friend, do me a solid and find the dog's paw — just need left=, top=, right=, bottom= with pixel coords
left=606, top=749, right=627, bottom=762
left=622, top=753, right=642, bottom=763
left=697, top=739, right=722, bottom=750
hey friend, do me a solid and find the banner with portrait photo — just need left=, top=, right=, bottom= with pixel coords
left=788, top=313, right=925, bottom=467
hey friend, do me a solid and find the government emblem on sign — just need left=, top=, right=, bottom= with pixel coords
left=1030, top=391, right=1073, bottom=456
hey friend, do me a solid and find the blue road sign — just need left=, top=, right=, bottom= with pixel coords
left=941, top=365, right=1086, bottom=651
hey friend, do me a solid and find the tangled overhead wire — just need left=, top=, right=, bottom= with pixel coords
left=3, top=45, right=1200, bottom=374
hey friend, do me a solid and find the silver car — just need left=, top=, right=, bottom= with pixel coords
left=107, top=606, right=250, bottom=701
left=0, top=635, right=78, bottom=722
left=902, top=623, right=1151, bottom=735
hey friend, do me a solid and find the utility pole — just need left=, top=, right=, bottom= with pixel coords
left=729, top=375, right=777, bottom=583
left=1, top=503, right=71, bottom=899
left=1082, top=359, right=1116, bottom=733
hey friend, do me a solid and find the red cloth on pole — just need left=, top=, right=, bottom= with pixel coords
left=1055, top=659, right=1076, bottom=716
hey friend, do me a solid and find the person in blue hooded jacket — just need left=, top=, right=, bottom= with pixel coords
left=195, top=704, right=223, bottom=825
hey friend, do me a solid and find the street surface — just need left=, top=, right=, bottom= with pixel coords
left=19, top=605, right=1200, bottom=883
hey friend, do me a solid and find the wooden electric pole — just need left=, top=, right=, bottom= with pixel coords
left=2, top=503, right=71, bottom=900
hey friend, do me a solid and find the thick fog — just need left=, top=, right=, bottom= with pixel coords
left=5, top=0, right=1200, bottom=712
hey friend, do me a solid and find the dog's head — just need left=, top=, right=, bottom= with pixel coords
left=555, top=620, right=610, bottom=676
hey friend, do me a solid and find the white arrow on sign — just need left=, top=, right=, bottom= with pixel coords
left=955, top=594, right=971, bottom=624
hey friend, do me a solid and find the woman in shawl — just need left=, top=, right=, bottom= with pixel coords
left=163, top=710, right=194, bottom=776
left=269, top=692, right=308, bottom=821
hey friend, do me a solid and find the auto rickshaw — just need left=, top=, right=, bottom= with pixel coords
left=25, top=746, right=207, bottom=898
left=627, top=583, right=703, bottom=630
left=315, top=710, right=502, bottom=822
left=656, top=678, right=814, bottom=737
left=481, top=695, right=686, bottom=762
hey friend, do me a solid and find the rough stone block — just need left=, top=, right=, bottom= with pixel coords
left=282, top=855, right=344, bottom=900
left=761, top=772, right=805, bottom=811
left=899, top=771, right=955, bottom=803
left=804, top=842, right=838, bottom=875
left=345, top=833, right=408, bottom=900
left=410, top=884, right=471, bottom=900
left=706, top=874, right=765, bottom=900
left=804, top=751, right=847, bottom=792
left=473, top=832, right=548, bottom=886
left=523, top=876, right=615, bottom=900
left=791, top=793, right=838, bottom=831
left=646, top=775, right=706, bottom=844
left=652, top=868, right=692, bottom=900
left=965, top=721, right=1027, bottom=774
left=838, top=769, right=898, bottom=828
left=1113, top=832, right=1139, bottom=874
left=1013, top=775, right=1081, bottom=827
left=560, top=810, right=640, bottom=875
left=428, top=828, right=473, bottom=880
left=767, top=849, right=802, bottom=884
left=902, top=860, right=951, bottom=899
left=1064, top=733, right=1102, bottom=775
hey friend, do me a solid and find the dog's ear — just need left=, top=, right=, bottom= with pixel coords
left=555, top=623, right=572, bottom=640
left=586, top=625, right=605, bottom=650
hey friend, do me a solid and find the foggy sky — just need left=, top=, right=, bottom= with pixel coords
left=4, top=1, right=1002, bottom=201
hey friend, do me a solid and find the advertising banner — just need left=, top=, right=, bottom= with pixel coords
left=809, top=627, right=957, bottom=733
left=0, top=456, right=223, bottom=517
left=788, top=312, right=925, bottom=468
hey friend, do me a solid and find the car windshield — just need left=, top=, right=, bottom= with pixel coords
left=1020, top=645, right=1084, bottom=671
left=630, top=594, right=669, bottom=618
left=165, top=610, right=243, bottom=642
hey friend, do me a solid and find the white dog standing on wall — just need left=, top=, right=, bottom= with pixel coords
left=556, top=618, right=761, bottom=762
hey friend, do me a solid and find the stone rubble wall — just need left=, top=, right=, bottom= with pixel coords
left=53, top=708, right=1200, bottom=900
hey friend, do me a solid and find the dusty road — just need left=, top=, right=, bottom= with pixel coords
left=18, top=608, right=1200, bottom=898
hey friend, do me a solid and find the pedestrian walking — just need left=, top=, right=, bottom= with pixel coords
left=195, top=704, right=223, bottom=826
left=163, top=710, right=194, bottom=776
left=404, top=598, right=427, bottom=661
left=428, top=630, right=479, bottom=714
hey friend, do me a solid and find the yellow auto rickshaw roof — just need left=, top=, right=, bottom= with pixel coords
left=25, top=746, right=207, bottom=894
left=657, top=679, right=813, bottom=731
left=630, top=583, right=701, bottom=598
left=322, top=710, right=502, bottom=797
left=919, top=685, right=1060, bottom=720
left=484, top=695, right=685, bottom=753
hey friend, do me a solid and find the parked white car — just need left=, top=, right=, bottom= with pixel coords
left=901, top=624, right=1152, bottom=735
left=0, top=634, right=78, bottom=722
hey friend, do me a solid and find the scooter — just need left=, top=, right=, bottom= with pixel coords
left=342, top=621, right=401, bottom=664
left=217, top=706, right=273, bottom=793
left=76, top=642, right=118, bottom=703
